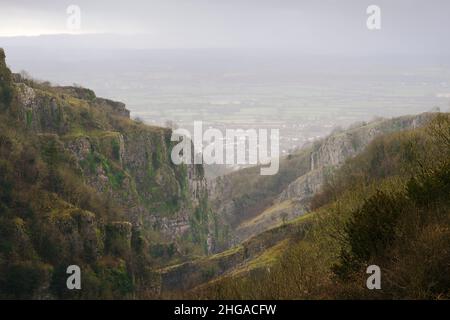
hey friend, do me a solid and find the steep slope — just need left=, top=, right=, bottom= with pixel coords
left=211, top=113, right=435, bottom=246
left=192, top=113, right=450, bottom=299
left=159, top=213, right=313, bottom=293
left=0, top=49, right=212, bottom=299
left=160, top=114, right=443, bottom=295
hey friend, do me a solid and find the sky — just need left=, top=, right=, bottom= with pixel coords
left=0, top=0, right=449, bottom=54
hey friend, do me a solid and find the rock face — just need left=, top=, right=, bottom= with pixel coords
left=54, top=86, right=96, bottom=101
left=0, top=49, right=213, bottom=299
left=95, top=97, right=130, bottom=118
left=15, top=82, right=67, bottom=134
left=276, top=169, right=324, bottom=203
left=277, top=113, right=434, bottom=204
left=12, top=78, right=209, bottom=240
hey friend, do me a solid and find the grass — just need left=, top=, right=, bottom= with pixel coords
left=202, top=239, right=291, bottom=289
left=238, top=200, right=293, bottom=229
left=238, top=239, right=289, bottom=272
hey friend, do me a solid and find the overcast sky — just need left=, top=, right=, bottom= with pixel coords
left=0, top=0, right=449, bottom=54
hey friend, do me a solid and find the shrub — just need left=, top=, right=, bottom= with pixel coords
left=335, top=190, right=407, bottom=278
left=1, top=261, right=51, bottom=299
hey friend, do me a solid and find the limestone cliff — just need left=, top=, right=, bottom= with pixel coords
left=0, top=49, right=211, bottom=299
left=12, top=71, right=208, bottom=239
left=278, top=113, right=433, bottom=203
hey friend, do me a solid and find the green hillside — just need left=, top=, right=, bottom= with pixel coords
left=1, top=47, right=448, bottom=300
left=0, top=49, right=213, bottom=299
left=193, top=113, right=450, bottom=299
left=211, top=112, right=435, bottom=247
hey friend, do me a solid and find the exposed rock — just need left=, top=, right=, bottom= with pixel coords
left=66, top=136, right=92, bottom=161
left=55, top=86, right=96, bottom=101
left=15, top=83, right=67, bottom=133
left=277, top=169, right=324, bottom=202
left=12, top=78, right=209, bottom=239
left=278, top=113, right=436, bottom=204
left=0, top=49, right=213, bottom=299
left=95, top=97, right=130, bottom=118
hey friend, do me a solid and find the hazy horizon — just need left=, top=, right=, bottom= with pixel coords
left=1, top=0, right=450, bottom=54
left=1, top=1, right=450, bottom=156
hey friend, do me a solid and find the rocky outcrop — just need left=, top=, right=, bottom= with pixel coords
left=277, top=113, right=435, bottom=204
left=9, top=74, right=210, bottom=241
left=55, top=86, right=96, bottom=101
left=95, top=97, right=130, bottom=118
left=277, top=169, right=324, bottom=202
left=0, top=49, right=216, bottom=299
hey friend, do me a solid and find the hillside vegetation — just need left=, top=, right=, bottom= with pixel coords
left=1, top=47, right=448, bottom=300
left=0, top=49, right=214, bottom=299
left=194, top=113, right=450, bottom=299
left=210, top=112, right=434, bottom=247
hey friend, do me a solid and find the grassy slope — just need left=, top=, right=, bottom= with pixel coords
left=159, top=212, right=313, bottom=295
